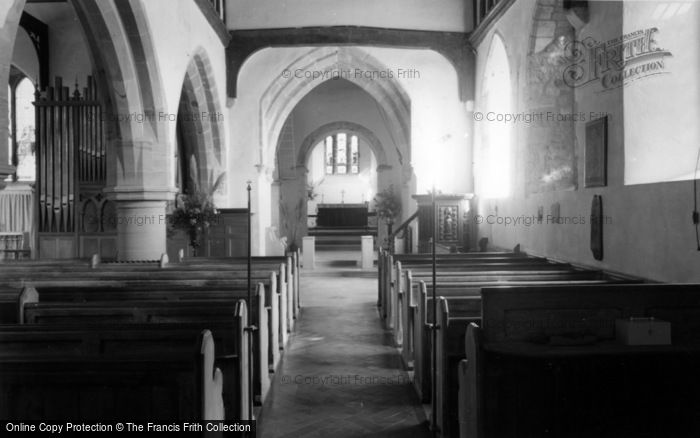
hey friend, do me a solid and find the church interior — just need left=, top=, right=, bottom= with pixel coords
left=1, top=0, right=699, bottom=436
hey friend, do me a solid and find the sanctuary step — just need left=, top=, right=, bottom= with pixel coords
left=308, top=227, right=377, bottom=251
left=308, top=227, right=378, bottom=237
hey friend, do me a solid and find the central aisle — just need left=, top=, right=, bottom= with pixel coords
left=259, top=262, right=430, bottom=437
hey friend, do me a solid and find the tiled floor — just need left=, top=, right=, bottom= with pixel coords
left=259, top=253, right=430, bottom=438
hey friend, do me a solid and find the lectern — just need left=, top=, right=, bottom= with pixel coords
left=411, top=193, right=474, bottom=253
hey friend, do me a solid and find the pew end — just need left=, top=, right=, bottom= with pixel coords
left=234, top=299, right=252, bottom=421
left=17, top=286, right=38, bottom=324
left=198, top=329, right=225, bottom=421
left=159, top=253, right=169, bottom=268
left=90, top=253, right=100, bottom=269
left=460, top=323, right=483, bottom=438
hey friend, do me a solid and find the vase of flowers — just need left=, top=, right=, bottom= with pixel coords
left=374, top=184, right=402, bottom=250
left=168, top=173, right=225, bottom=256
left=279, top=197, right=305, bottom=253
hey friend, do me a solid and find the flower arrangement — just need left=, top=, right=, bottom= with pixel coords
left=306, top=182, right=318, bottom=201
left=169, top=172, right=225, bottom=255
left=374, top=184, right=402, bottom=225
left=279, top=197, right=305, bottom=252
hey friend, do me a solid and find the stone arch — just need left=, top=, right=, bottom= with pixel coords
left=175, top=48, right=226, bottom=193
left=260, top=46, right=411, bottom=173
left=72, top=0, right=169, bottom=191
left=10, top=26, right=39, bottom=84
left=0, top=0, right=27, bottom=179
left=524, top=0, right=578, bottom=194
left=70, top=0, right=174, bottom=260
left=295, top=121, right=389, bottom=171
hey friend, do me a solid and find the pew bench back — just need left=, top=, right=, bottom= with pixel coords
left=458, top=284, right=700, bottom=438
left=0, top=326, right=227, bottom=421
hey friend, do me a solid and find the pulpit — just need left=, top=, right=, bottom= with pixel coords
left=411, top=193, right=474, bottom=252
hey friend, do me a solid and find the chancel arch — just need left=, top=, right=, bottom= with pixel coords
left=261, top=46, right=411, bottom=175
left=254, top=47, right=413, bottom=254
left=272, top=77, right=404, bottom=252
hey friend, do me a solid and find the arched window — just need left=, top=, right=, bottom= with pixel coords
left=324, top=132, right=360, bottom=175
left=479, top=34, right=511, bottom=198
left=7, top=75, right=36, bottom=182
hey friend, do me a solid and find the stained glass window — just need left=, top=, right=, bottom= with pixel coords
left=350, top=135, right=359, bottom=174
left=324, top=132, right=360, bottom=175
left=336, top=133, right=347, bottom=174
left=325, top=135, right=334, bottom=174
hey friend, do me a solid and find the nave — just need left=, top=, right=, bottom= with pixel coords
left=1, top=0, right=699, bottom=436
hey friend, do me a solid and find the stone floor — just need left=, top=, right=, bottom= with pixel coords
left=258, top=252, right=431, bottom=438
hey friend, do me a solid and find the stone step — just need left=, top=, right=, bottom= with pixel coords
left=308, top=227, right=378, bottom=237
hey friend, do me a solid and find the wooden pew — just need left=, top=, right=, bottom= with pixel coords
left=42, top=281, right=281, bottom=371
left=171, top=253, right=300, bottom=331
left=177, top=251, right=301, bottom=321
left=381, top=253, right=560, bottom=329
left=393, top=264, right=607, bottom=346
left=379, top=249, right=526, bottom=304
left=27, top=278, right=282, bottom=370
left=0, top=269, right=291, bottom=358
left=0, top=326, right=230, bottom=421
left=21, top=289, right=270, bottom=408
left=413, top=275, right=644, bottom=436
left=378, top=250, right=517, bottom=316
left=0, top=257, right=92, bottom=267
left=401, top=269, right=632, bottom=373
left=0, top=287, right=37, bottom=323
left=0, top=259, right=295, bottom=350
left=381, top=253, right=541, bottom=353
left=458, top=284, right=700, bottom=438
left=435, top=297, right=481, bottom=438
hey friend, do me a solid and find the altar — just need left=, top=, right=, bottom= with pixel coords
left=316, top=203, right=368, bottom=228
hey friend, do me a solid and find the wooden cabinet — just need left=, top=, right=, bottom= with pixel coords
left=167, top=208, right=249, bottom=259
left=411, top=194, right=474, bottom=252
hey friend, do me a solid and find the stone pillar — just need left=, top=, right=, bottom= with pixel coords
left=113, top=200, right=168, bottom=261
left=360, top=235, right=374, bottom=269
left=302, top=236, right=315, bottom=269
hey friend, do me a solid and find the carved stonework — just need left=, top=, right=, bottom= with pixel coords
left=525, top=31, right=577, bottom=193
left=78, top=194, right=117, bottom=234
